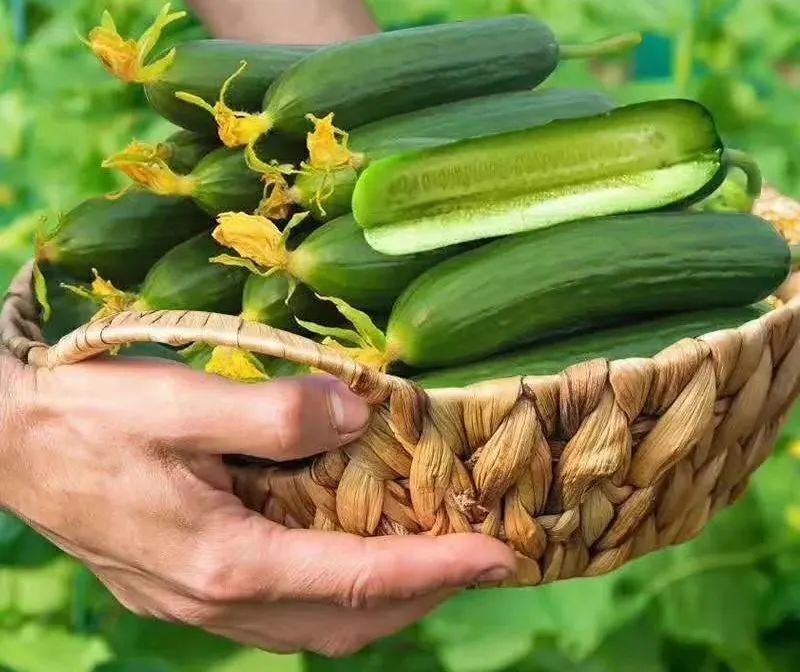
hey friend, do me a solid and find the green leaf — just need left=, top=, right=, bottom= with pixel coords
left=295, top=319, right=364, bottom=347
left=0, top=513, right=26, bottom=550
left=94, top=660, right=177, bottom=672
left=0, top=624, right=111, bottom=672
left=317, top=296, right=387, bottom=351
left=0, top=557, right=75, bottom=616
left=423, top=575, right=621, bottom=672
left=211, top=649, right=304, bottom=672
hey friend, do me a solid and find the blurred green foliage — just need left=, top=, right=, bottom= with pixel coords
left=1, top=0, right=800, bottom=670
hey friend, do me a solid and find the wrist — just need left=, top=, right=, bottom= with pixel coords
left=0, top=353, right=32, bottom=510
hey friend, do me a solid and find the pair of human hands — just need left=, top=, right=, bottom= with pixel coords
left=0, top=353, right=516, bottom=656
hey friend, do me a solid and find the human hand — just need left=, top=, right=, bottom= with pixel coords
left=0, top=353, right=516, bottom=656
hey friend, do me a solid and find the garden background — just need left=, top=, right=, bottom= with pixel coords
left=1, top=1, right=800, bottom=670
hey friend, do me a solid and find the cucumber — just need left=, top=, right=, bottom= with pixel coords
left=286, top=215, right=454, bottom=310
left=186, top=18, right=637, bottom=147
left=292, top=88, right=616, bottom=221
left=144, top=41, right=316, bottom=133
left=384, top=213, right=790, bottom=368
left=104, top=140, right=301, bottom=216
left=414, top=305, right=771, bottom=389
left=160, top=130, right=219, bottom=174
left=36, top=192, right=212, bottom=287
left=241, top=272, right=339, bottom=331
left=138, top=233, right=247, bottom=313
left=354, top=99, right=730, bottom=255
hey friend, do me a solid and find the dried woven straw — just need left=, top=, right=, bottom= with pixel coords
left=3, top=259, right=800, bottom=587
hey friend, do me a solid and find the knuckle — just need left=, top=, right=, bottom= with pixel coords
left=271, top=385, right=312, bottom=457
left=343, top=559, right=386, bottom=610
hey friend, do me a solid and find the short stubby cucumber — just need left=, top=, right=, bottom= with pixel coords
left=36, top=192, right=212, bottom=287
left=414, top=305, right=771, bottom=389
left=145, top=41, right=316, bottom=133
left=292, top=88, right=616, bottom=221
left=353, top=99, right=732, bottom=254
left=384, top=213, right=790, bottom=368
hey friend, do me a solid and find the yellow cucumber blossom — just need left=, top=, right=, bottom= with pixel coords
left=63, top=271, right=140, bottom=321
left=84, top=3, right=185, bottom=84
left=206, top=346, right=269, bottom=383
left=211, top=212, right=292, bottom=275
left=176, top=62, right=272, bottom=148
left=103, top=142, right=196, bottom=197
left=305, top=113, right=364, bottom=171
left=244, top=145, right=297, bottom=221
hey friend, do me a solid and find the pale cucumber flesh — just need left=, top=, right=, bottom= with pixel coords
left=365, top=160, right=722, bottom=255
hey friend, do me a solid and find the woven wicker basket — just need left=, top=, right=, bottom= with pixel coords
left=3, top=255, right=800, bottom=587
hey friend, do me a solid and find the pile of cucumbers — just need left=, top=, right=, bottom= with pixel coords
left=37, top=5, right=793, bottom=386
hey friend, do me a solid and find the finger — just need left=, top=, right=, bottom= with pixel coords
left=50, top=359, right=370, bottom=461
left=201, top=517, right=517, bottom=608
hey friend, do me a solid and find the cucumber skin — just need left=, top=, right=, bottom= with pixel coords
left=192, top=137, right=302, bottom=215
left=192, top=147, right=262, bottom=215
left=145, top=41, right=316, bottom=134
left=242, top=272, right=339, bottom=330
left=414, top=305, right=770, bottom=389
left=140, top=233, right=247, bottom=314
left=351, top=88, right=616, bottom=158
left=388, top=213, right=790, bottom=368
left=289, top=215, right=455, bottom=311
left=163, top=130, right=219, bottom=174
left=41, top=192, right=212, bottom=287
left=353, top=99, right=727, bottom=253
left=293, top=88, right=616, bottom=222
left=263, top=16, right=559, bottom=137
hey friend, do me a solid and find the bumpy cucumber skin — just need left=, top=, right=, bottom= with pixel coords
left=351, top=88, right=616, bottom=157
left=145, top=41, right=316, bottom=134
left=414, top=305, right=770, bottom=388
left=242, top=272, right=339, bottom=330
left=42, top=192, right=212, bottom=287
left=140, top=233, right=247, bottom=314
left=293, top=89, right=616, bottom=222
left=191, top=147, right=263, bottom=215
left=262, top=16, right=559, bottom=137
left=288, top=215, right=454, bottom=311
left=354, top=100, right=728, bottom=254
left=388, top=213, right=790, bottom=368
left=163, top=130, right=219, bottom=174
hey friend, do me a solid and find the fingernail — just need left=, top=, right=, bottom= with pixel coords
left=328, top=383, right=370, bottom=436
left=474, top=566, right=512, bottom=587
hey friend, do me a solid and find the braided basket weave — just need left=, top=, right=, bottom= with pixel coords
left=3, top=240, right=800, bottom=586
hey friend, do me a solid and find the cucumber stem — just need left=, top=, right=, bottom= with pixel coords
left=560, top=32, right=643, bottom=60
left=724, top=149, right=764, bottom=199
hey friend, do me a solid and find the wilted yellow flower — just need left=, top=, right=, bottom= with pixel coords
left=212, top=212, right=290, bottom=271
left=305, top=113, right=364, bottom=171
left=103, top=142, right=195, bottom=197
left=84, top=4, right=185, bottom=83
left=206, top=346, right=269, bottom=382
left=63, top=271, right=139, bottom=321
left=176, top=62, right=272, bottom=148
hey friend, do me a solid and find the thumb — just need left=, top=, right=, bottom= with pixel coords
left=140, top=363, right=371, bottom=460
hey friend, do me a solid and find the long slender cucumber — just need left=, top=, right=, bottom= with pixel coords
left=384, top=213, right=789, bottom=368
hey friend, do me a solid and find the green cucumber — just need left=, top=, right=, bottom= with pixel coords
left=384, top=213, right=790, bottom=368
left=144, top=41, right=316, bottom=134
left=292, top=88, right=616, bottom=221
left=185, top=147, right=263, bottom=215
left=414, top=305, right=771, bottom=389
left=241, top=272, right=338, bottom=331
left=138, top=233, right=247, bottom=313
left=36, top=192, right=212, bottom=287
left=252, top=18, right=639, bottom=140
left=354, top=99, right=729, bottom=254
left=286, top=215, right=454, bottom=310
left=160, top=130, right=219, bottom=174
